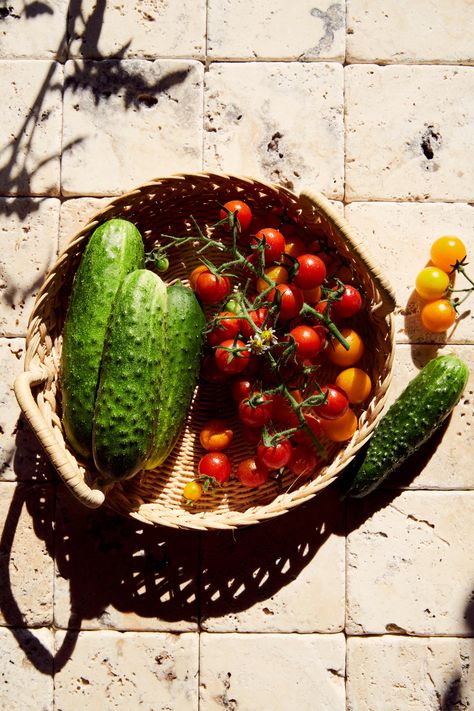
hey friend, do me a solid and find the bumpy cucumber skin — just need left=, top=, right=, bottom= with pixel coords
left=347, top=355, right=469, bottom=498
left=61, top=219, right=145, bottom=460
left=92, top=270, right=167, bottom=481
left=145, top=281, right=206, bottom=470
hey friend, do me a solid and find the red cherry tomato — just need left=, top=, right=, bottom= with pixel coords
left=215, top=339, right=250, bottom=375
left=288, top=445, right=318, bottom=479
left=293, top=254, right=327, bottom=290
left=207, top=311, right=241, bottom=346
left=200, top=353, right=230, bottom=383
left=231, top=376, right=254, bottom=404
left=270, top=392, right=300, bottom=428
left=240, top=307, right=270, bottom=340
left=268, top=283, right=304, bottom=321
left=238, top=393, right=273, bottom=428
left=236, top=457, right=270, bottom=488
left=252, top=228, right=286, bottom=264
left=195, top=271, right=231, bottom=304
left=198, top=452, right=232, bottom=485
left=288, top=324, right=323, bottom=361
left=257, top=437, right=292, bottom=470
left=292, top=413, right=324, bottom=446
left=330, top=285, right=363, bottom=319
left=220, top=200, right=253, bottom=232
left=312, top=385, right=349, bottom=421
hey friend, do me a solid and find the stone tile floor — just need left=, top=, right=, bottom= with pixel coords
left=0, top=1, right=473, bottom=709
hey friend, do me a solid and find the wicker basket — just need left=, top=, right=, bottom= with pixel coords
left=14, top=173, right=396, bottom=530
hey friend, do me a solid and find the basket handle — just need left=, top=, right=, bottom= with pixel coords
left=299, top=189, right=397, bottom=317
left=13, top=370, right=105, bottom=509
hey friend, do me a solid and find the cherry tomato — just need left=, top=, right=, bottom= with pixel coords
left=430, top=235, right=467, bottom=273
left=283, top=235, right=306, bottom=259
left=198, top=452, right=232, bottom=485
left=268, top=283, right=304, bottom=321
left=256, top=265, right=289, bottom=293
left=303, top=285, right=322, bottom=304
left=231, top=376, right=254, bottom=404
left=220, top=199, right=253, bottom=232
left=330, top=285, right=363, bottom=319
left=200, top=353, right=229, bottom=383
left=200, top=419, right=234, bottom=451
left=420, top=299, right=456, bottom=333
left=189, top=264, right=208, bottom=290
left=312, top=384, right=349, bottom=420
left=288, top=445, right=318, bottom=479
left=319, top=408, right=358, bottom=442
left=195, top=271, right=231, bottom=304
left=236, top=457, right=269, bottom=488
left=252, top=228, right=286, bottom=264
left=183, top=480, right=203, bottom=502
left=270, top=392, right=300, bottom=428
left=257, top=437, right=292, bottom=470
left=240, top=307, right=270, bottom=340
left=207, top=311, right=241, bottom=346
left=415, top=267, right=450, bottom=301
left=215, top=339, right=250, bottom=374
left=238, top=393, right=273, bottom=428
left=327, top=328, right=365, bottom=367
left=292, top=413, right=324, bottom=446
left=289, top=324, right=323, bottom=361
left=293, top=254, right=327, bottom=290
left=335, top=367, right=372, bottom=405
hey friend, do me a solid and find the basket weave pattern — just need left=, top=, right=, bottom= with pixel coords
left=15, top=173, right=396, bottom=530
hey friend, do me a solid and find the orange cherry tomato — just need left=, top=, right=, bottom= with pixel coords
left=320, top=408, right=358, bottom=442
left=199, top=419, right=234, bottom=451
left=430, top=235, right=467, bottom=274
left=335, top=367, right=372, bottom=404
left=420, top=299, right=456, bottom=333
left=302, top=285, right=322, bottom=304
left=256, top=265, right=289, bottom=293
left=283, top=236, right=306, bottom=259
left=327, top=329, right=365, bottom=367
left=189, top=264, right=208, bottom=290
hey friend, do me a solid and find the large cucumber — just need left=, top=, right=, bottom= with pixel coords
left=92, top=269, right=167, bottom=481
left=61, top=219, right=145, bottom=459
left=346, top=354, right=469, bottom=498
left=145, top=281, right=206, bottom=470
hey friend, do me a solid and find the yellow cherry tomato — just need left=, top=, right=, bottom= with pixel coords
left=283, top=236, right=306, bottom=259
left=420, top=299, right=456, bottom=333
left=183, top=480, right=203, bottom=503
left=430, top=235, right=467, bottom=274
left=335, top=367, right=372, bottom=404
left=256, top=265, right=289, bottom=293
left=327, top=328, right=365, bottom=367
left=199, top=419, right=234, bottom=451
left=320, top=408, right=358, bottom=442
left=303, top=285, right=322, bottom=304
left=415, top=266, right=450, bottom=301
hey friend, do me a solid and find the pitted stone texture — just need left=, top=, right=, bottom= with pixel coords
left=345, top=201, right=474, bottom=343
left=0, top=627, right=53, bottom=710
left=68, top=0, right=206, bottom=59
left=62, top=59, right=203, bottom=196
left=375, top=344, right=474, bottom=490
left=345, top=65, right=474, bottom=202
left=199, top=632, right=346, bottom=710
left=204, top=62, right=344, bottom=197
left=59, top=197, right=111, bottom=252
left=346, top=491, right=474, bottom=635
left=0, top=198, right=59, bottom=336
left=0, top=61, right=63, bottom=195
left=346, top=636, right=474, bottom=711
left=54, top=488, right=199, bottom=631
left=0, top=483, right=54, bottom=627
left=0, top=1, right=67, bottom=59
left=54, top=630, right=199, bottom=710
left=208, top=0, right=345, bottom=60
left=347, top=0, right=474, bottom=65
left=200, top=488, right=345, bottom=633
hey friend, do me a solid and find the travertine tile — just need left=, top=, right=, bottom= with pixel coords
left=0, top=198, right=59, bottom=336
left=345, top=65, right=474, bottom=202
left=0, top=627, right=53, bottom=710
left=208, top=0, right=345, bottom=60
left=54, top=630, right=199, bottom=710
left=346, top=490, right=474, bottom=635
left=204, top=62, right=344, bottom=196
left=0, top=60, right=62, bottom=195
left=59, top=197, right=112, bottom=251
left=347, top=0, right=474, bottom=65
left=346, top=636, right=474, bottom=711
left=61, top=59, right=203, bottom=196
left=200, top=487, right=345, bottom=632
left=199, top=632, right=346, bottom=711
left=345, top=201, right=474, bottom=343
left=68, top=0, right=206, bottom=59
left=54, top=488, right=199, bottom=631
left=0, top=483, right=54, bottom=627
left=0, top=1, right=67, bottom=59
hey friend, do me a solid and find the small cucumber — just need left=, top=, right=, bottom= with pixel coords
left=145, top=281, right=206, bottom=470
left=61, top=219, right=145, bottom=459
left=92, top=269, right=168, bottom=481
left=346, top=354, right=469, bottom=498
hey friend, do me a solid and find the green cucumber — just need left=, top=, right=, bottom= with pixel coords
left=61, top=219, right=145, bottom=459
left=346, top=354, right=469, bottom=497
left=145, top=281, right=206, bottom=470
left=92, top=269, right=167, bottom=481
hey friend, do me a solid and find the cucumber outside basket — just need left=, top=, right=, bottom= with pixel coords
left=14, top=173, right=396, bottom=530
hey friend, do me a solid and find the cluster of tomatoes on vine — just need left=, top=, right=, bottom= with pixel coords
left=178, top=198, right=373, bottom=505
